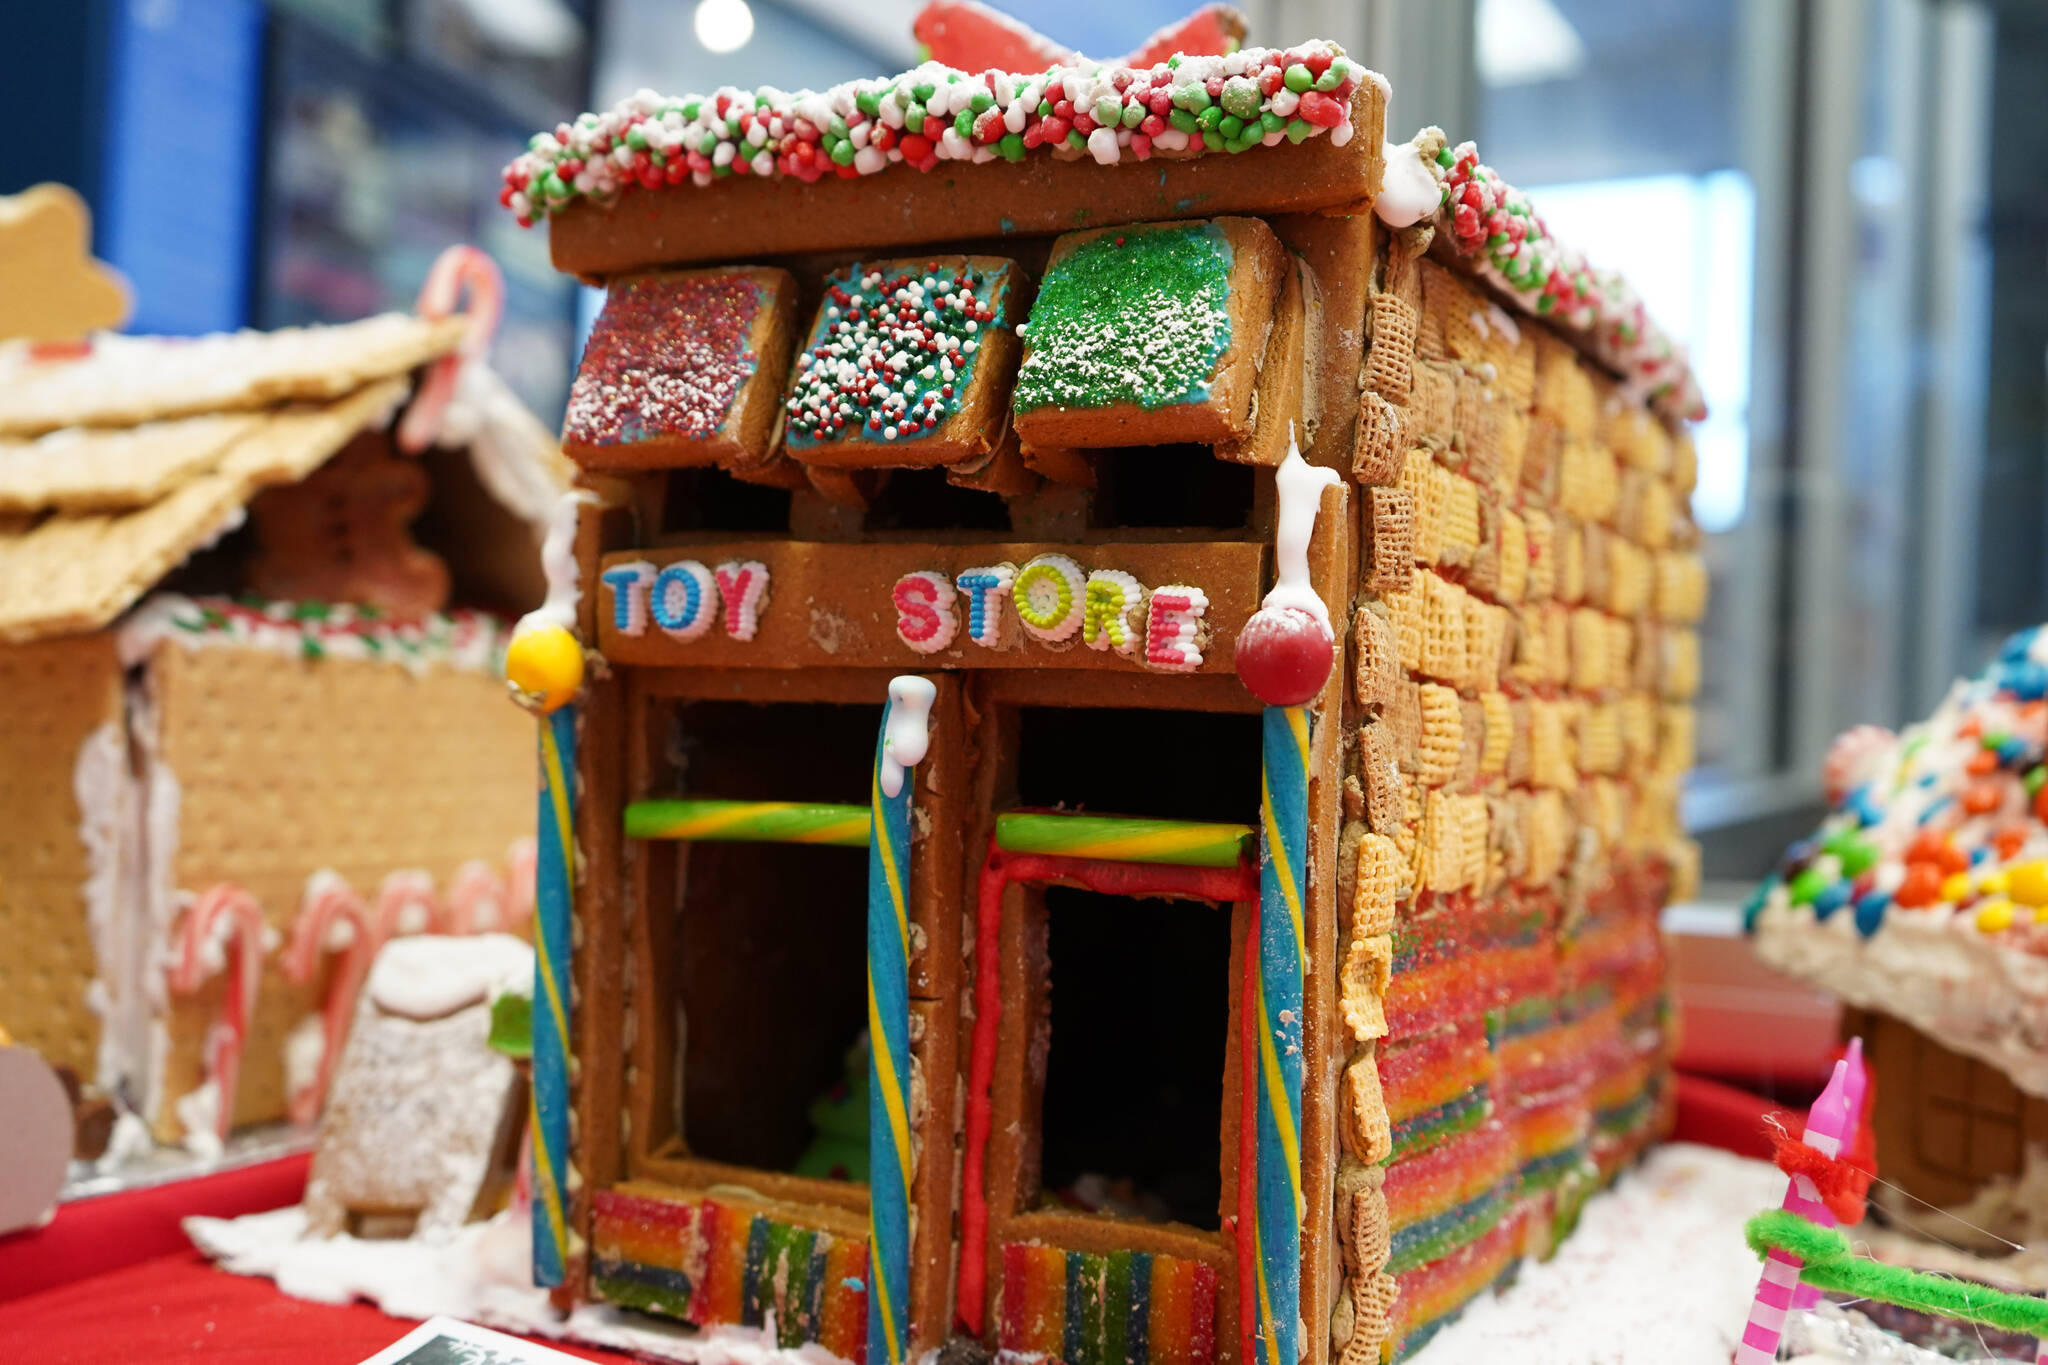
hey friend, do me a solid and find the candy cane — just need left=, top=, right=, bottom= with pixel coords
left=167, top=884, right=271, bottom=1145
left=374, top=869, right=447, bottom=944
left=279, top=873, right=373, bottom=1125
left=446, top=859, right=508, bottom=935
left=396, top=245, right=504, bottom=454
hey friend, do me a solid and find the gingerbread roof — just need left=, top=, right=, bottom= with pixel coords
left=0, top=316, right=571, bottom=644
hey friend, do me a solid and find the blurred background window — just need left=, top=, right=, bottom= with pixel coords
left=2, top=0, right=2043, bottom=889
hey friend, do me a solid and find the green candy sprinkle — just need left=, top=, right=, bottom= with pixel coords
left=1261, top=110, right=1285, bottom=134
left=1093, top=94, right=1121, bottom=125
left=1313, top=65, right=1344, bottom=92
left=681, top=100, right=701, bottom=120
left=1064, top=130, right=1086, bottom=151
left=1014, top=222, right=1233, bottom=415
left=1218, top=114, right=1244, bottom=139
left=904, top=106, right=925, bottom=133
left=1285, top=118, right=1314, bottom=143
left=1174, top=84, right=1211, bottom=112
left=1196, top=105, right=1223, bottom=131
left=1038, top=99, right=1054, bottom=117
left=1284, top=63, right=1314, bottom=93
left=1169, top=108, right=1198, bottom=134
left=1120, top=102, right=1145, bottom=129
left=830, top=141, right=855, bottom=166
left=625, top=125, right=648, bottom=150
left=999, top=132, right=1025, bottom=161
left=827, top=114, right=848, bottom=139
left=954, top=109, right=975, bottom=138
left=855, top=89, right=880, bottom=116
left=2029, top=766, right=2047, bottom=795
left=1221, top=76, right=1261, bottom=119
left=1789, top=867, right=1829, bottom=907
left=913, top=81, right=935, bottom=101
left=970, top=90, right=994, bottom=113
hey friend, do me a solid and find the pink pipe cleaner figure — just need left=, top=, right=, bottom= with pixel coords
left=166, top=884, right=272, bottom=1146
left=279, top=873, right=374, bottom=1125
left=1735, top=1058, right=1855, bottom=1363
left=1790, top=1038, right=1868, bottom=1313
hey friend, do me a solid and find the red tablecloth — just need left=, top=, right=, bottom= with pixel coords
left=0, top=1249, right=623, bottom=1364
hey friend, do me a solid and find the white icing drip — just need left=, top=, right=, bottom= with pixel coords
left=283, top=1014, right=326, bottom=1108
left=436, top=362, right=564, bottom=526
left=365, top=934, right=534, bottom=1022
left=880, top=676, right=937, bottom=800
left=1262, top=428, right=1343, bottom=638
left=74, top=719, right=144, bottom=1097
left=99, top=1110, right=155, bottom=1168
left=177, top=1078, right=223, bottom=1158
left=1374, top=139, right=1442, bottom=229
left=517, top=490, right=598, bottom=638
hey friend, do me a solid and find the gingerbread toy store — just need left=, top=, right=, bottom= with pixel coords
left=497, top=35, right=1703, bottom=1365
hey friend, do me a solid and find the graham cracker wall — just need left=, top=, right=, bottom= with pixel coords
left=147, top=640, right=535, bottom=1135
left=0, top=632, right=125, bottom=1079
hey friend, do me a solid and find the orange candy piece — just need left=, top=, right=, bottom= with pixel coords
left=1963, top=780, right=2005, bottom=815
left=1894, top=861, right=1946, bottom=909
left=1905, top=829, right=1969, bottom=875
left=1967, top=750, right=1999, bottom=777
left=1996, top=825, right=2029, bottom=860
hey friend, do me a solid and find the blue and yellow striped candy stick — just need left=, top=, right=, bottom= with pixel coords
left=1254, top=704, right=1310, bottom=1365
left=868, top=677, right=936, bottom=1365
left=533, top=703, right=578, bottom=1289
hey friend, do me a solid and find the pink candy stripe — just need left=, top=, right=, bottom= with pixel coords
left=1755, top=1276, right=1796, bottom=1312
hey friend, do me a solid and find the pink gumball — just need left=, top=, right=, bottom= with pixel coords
left=1234, top=606, right=1335, bottom=706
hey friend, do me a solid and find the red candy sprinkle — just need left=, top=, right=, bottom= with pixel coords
left=566, top=274, right=764, bottom=448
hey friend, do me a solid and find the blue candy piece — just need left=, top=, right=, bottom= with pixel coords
left=1846, top=784, right=1883, bottom=826
left=1853, top=892, right=1890, bottom=938
left=1999, top=737, right=2032, bottom=767
left=2002, top=660, right=2048, bottom=701
left=1999, top=626, right=2040, bottom=665
left=1742, top=882, right=1775, bottom=934
left=1810, top=881, right=1850, bottom=921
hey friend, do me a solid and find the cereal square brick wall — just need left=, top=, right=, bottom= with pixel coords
left=1331, top=244, right=1702, bottom=1363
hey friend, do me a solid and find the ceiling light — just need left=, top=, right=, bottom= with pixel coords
left=694, top=0, right=754, bottom=55
left=1478, top=0, right=1587, bottom=88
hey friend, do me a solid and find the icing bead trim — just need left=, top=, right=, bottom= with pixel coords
left=1146, top=585, right=1210, bottom=672
left=501, top=44, right=1364, bottom=222
left=957, top=564, right=1016, bottom=649
left=1081, top=569, right=1145, bottom=656
left=121, top=594, right=511, bottom=675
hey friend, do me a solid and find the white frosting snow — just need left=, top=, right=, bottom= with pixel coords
left=880, top=675, right=937, bottom=800
left=1375, top=139, right=1443, bottom=229
left=176, top=1078, right=223, bottom=1159
left=365, top=934, right=534, bottom=1022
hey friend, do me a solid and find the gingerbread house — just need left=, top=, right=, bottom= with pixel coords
left=0, top=258, right=571, bottom=1152
left=1751, top=631, right=2048, bottom=1223
left=505, top=34, right=1703, bottom=1365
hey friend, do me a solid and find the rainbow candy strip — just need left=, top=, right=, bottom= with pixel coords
left=1380, top=1020, right=1495, bottom=1161
left=532, top=704, right=576, bottom=1289
left=1253, top=705, right=1309, bottom=1365
left=1388, top=1220, right=1520, bottom=1361
left=1383, top=1120, right=1517, bottom=1275
left=996, top=1242, right=1218, bottom=1365
left=591, top=1188, right=868, bottom=1360
left=993, top=812, right=1255, bottom=869
left=867, top=699, right=918, bottom=1365
left=625, top=798, right=872, bottom=845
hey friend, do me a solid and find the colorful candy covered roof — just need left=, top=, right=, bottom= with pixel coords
left=1749, top=626, right=2048, bottom=1093
left=1377, top=129, right=1705, bottom=423
left=500, top=43, right=1371, bottom=223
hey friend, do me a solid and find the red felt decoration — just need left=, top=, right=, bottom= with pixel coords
left=1769, top=1132, right=1876, bottom=1226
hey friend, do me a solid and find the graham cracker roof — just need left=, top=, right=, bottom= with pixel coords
left=0, top=313, right=547, bottom=645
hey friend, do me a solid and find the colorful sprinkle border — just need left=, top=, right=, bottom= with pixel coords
left=502, top=45, right=1364, bottom=223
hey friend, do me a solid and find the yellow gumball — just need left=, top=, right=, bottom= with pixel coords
left=2006, top=859, right=2048, bottom=908
left=506, top=624, right=585, bottom=714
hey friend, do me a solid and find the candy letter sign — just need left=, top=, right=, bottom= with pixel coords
left=890, top=556, right=1209, bottom=672
left=603, top=559, right=770, bottom=642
